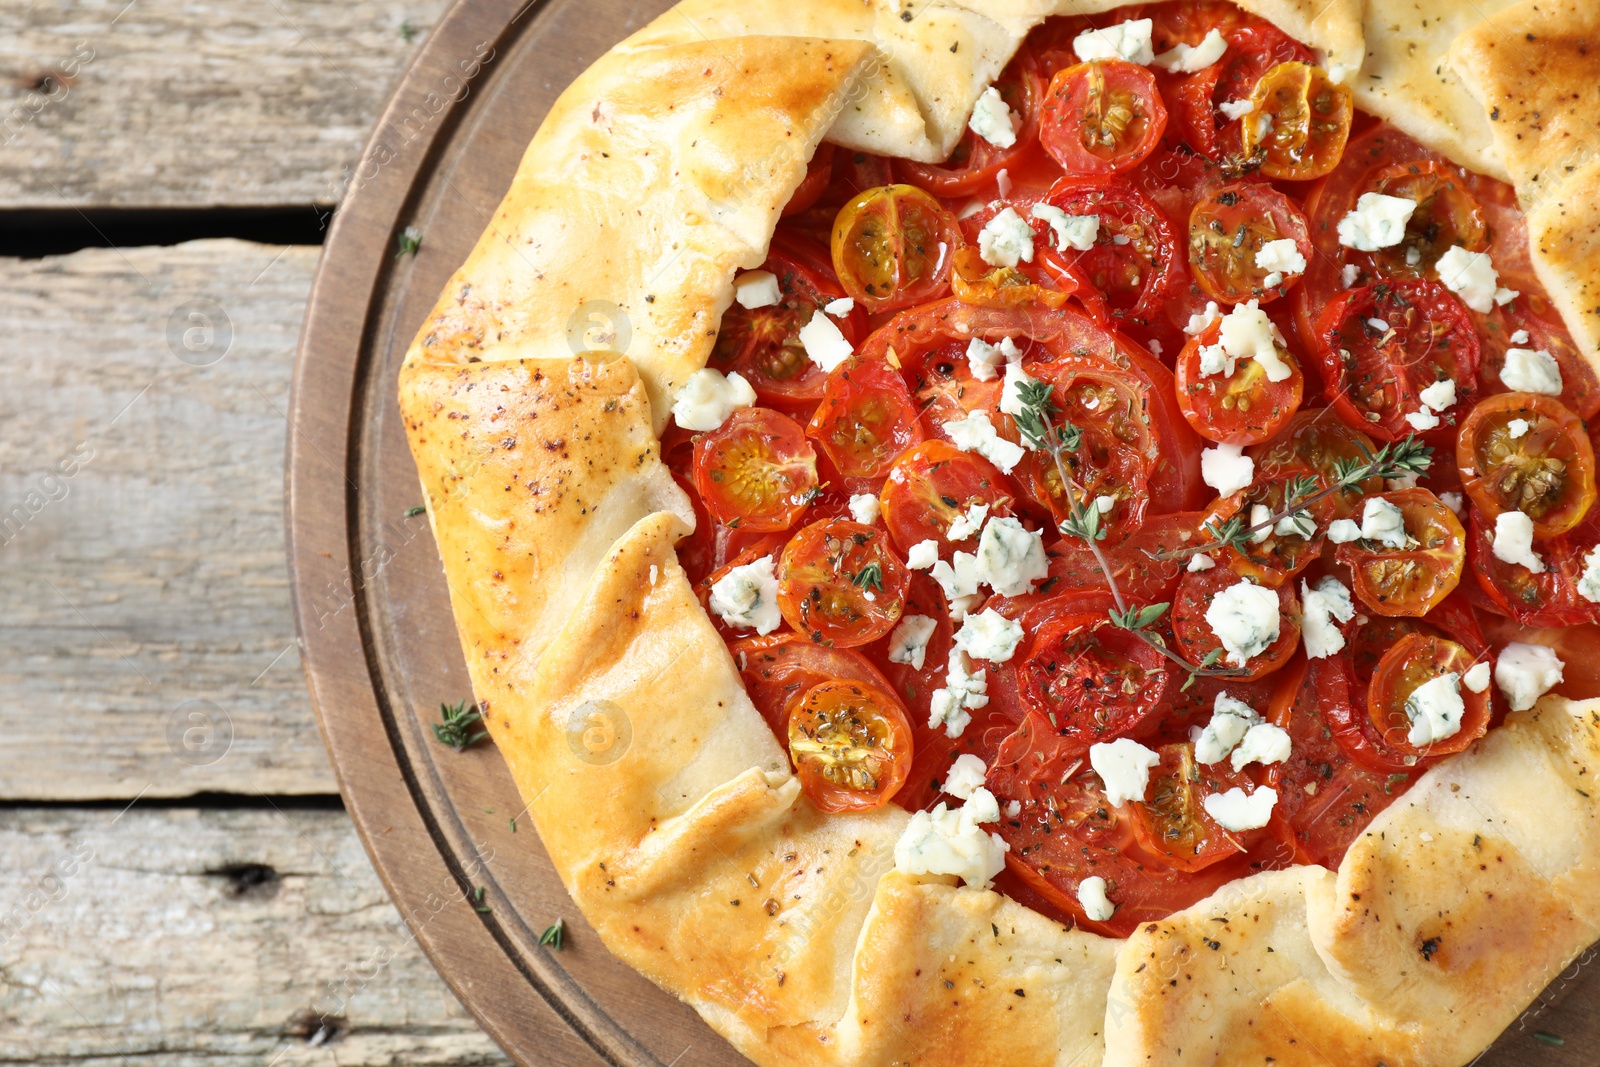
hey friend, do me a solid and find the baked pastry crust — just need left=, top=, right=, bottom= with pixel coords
left=399, top=2, right=1600, bottom=1064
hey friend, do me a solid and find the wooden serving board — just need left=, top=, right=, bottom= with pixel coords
left=286, top=0, right=1600, bottom=1063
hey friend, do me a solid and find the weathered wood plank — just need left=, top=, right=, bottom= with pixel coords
left=0, top=804, right=513, bottom=1064
left=0, top=240, right=340, bottom=799
left=2, top=0, right=454, bottom=208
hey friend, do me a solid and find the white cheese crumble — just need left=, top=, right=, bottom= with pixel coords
left=1404, top=672, right=1464, bottom=746
left=1418, top=378, right=1457, bottom=413
left=967, top=85, right=1018, bottom=149
left=848, top=492, right=881, bottom=525
left=893, top=788, right=1008, bottom=888
left=1492, top=511, right=1544, bottom=573
left=1205, top=578, right=1280, bottom=665
left=943, top=753, right=988, bottom=800
left=887, top=614, right=938, bottom=671
left=1254, top=239, right=1306, bottom=280
left=708, top=556, right=781, bottom=634
left=1185, top=301, right=1222, bottom=337
left=1248, top=503, right=1273, bottom=543
left=1230, top=722, right=1291, bottom=772
left=1326, top=518, right=1362, bottom=543
left=975, top=516, right=1049, bottom=596
left=929, top=551, right=984, bottom=620
left=1195, top=692, right=1260, bottom=766
left=1151, top=27, right=1227, bottom=72
left=1301, top=576, right=1356, bottom=659
left=1031, top=203, right=1099, bottom=252
left=943, top=411, right=1026, bottom=474
left=1405, top=408, right=1441, bottom=431
left=1463, top=660, right=1491, bottom=693
left=1435, top=245, right=1501, bottom=313
left=1341, top=263, right=1360, bottom=288
left=1197, top=343, right=1233, bottom=378
left=1201, top=442, right=1255, bottom=496
left=1090, top=738, right=1161, bottom=807
left=928, top=650, right=990, bottom=739
left=1203, top=786, right=1278, bottom=831
left=1337, top=193, right=1417, bottom=251
left=1187, top=552, right=1216, bottom=572
left=1073, top=18, right=1155, bottom=65
left=824, top=296, right=854, bottom=316
left=1439, top=491, right=1464, bottom=516
left=906, top=539, right=941, bottom=570
left=1500, top=347, right=1564, bottom=396
left=1495, top=642, right=1563, bottom=712
left=1217, top=98, right=1255, bottom=121
left=1510, top=329, right=1531, bottom=345
left=1507, top=418, right=1531, bottom=439
left=947, top=502, right=990, bottom=542
left=978, top=206, right=1036, bottom=268
left=999, top=360, right=1041, bottom=423
left=965, top=334, right=1022, bottom=382
left=671, top=368, right=757, bottom=431
left=1274, top=509, right=1315, bottom=539
left=997, top=169, right=1013, bottom=198
left=1578, top=545, right=1600, bottom=602
left=1212, top=301, right=1293, bottom=382
left=1361, top=497, right=1408, bottom=549
left=1094, top=494, right=1117, bottom=515
left=798, top=310, right=854, bottom=372
left=954, top=608, right=1024, bottom=663
left=733, top=270, right=781, bottom=309
left=1077, top=876, right=1116, bottom=922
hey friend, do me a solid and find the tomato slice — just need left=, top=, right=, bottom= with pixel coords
left=1040, top=59, right=1167, bottom=176
left=831, top=184, right=958, bottom=313
left=1171, top=567, right=1300, bottom=679
left=1456, top=392, right=1596, bottom=538
left=1467, top=504, right=1600, bottom=627
left=1201, top=467, right=1334, bottom=585
left=1477, top=299, right=1600, bottom=421
left=1367, top=632, right=1491, bottom=759
left=711, top=236, right=865, bottom=403
left=1313, top=279, right=1480, bottom=441
left=1008, top=612, right=1173, bottom=753
left=1130, top=742, right=1256, bottom=872
left=1237, top=62, right=1352, bottom=181
left=691, top=408, right=819, bottom=531
left=1187, top=180, right=1311, bottom=305
left=1360, top=160, right=1488, bottom=277
left=734, top=634, right=894, bottom=739
left=788, top=679, right=913, bottom=813
left=782, top=143, right=836, bottom=218
left=805, top=356, right=924, bottom=480
left=1041, top=178, right=1183, bottom=327
left=1336, top=488, right=1466, bottom=617
left=879, top=440, right=1013, bottom=555
left=898, top=48, right=1044, bottom=197
left=1171, top=23, right=1314, bottom=164
left=776, top=518, right=908, bottom=646
left=1303, top=651, right=1417, bottom=775
left=1047, top=511, right=1202, bottom=605
left=1174, top=318, right=1304, bottom=445
left=1248, top=408, right=1382, bottom=516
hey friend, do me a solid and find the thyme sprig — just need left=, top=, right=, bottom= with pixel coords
left=1153, top=435, right=1434, bottom=561
left=432, top=699, right=488, bottom=751
left=1012, top=378, right=1241, bottom=688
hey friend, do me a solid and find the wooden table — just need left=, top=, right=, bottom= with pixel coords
left=0, top=1, right=524, bottom=1060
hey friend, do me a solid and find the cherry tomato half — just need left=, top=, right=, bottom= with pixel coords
left=1335, top=488, right=1465, bottom=617
left=1130, top=742, right=1256, bottom=873
left=1172, top=568, right=1300, bottom=680
left=777, top=518, right=908, bottom=646
left=1041, top=178, right=1183, bottom=327
left=1249, top=408, right=1382, bottom=516
left=1174, top=318, right=1304, bottom=445
left=692, top=408, right=819, bottom=531
left=788, top=679, right=913, bottom=812
left=1367, top=633, right=1491, bottom=759
left=1361, top=160, right=1487, bottom=276
left=1040, top=59, right=1168, bottom=176
left=1313, top=279, right=1480, bottom=441
left=1202, top=468, right=1333, bottom=585
left=782, top=142, right=836, bottom=218
left=831, top=184, right=959, bottom=313
left=879, top=440, right=1013, bottom=555
left=806, top=357, right=924, bottom=480
left=735, top=634, right=893, bottom=738
left=1238, top=61, right=1352, bottom=181
left=1187, top=180, right=1311, bottom=305
left=1012, top=613, right=1173, bottom=753
left=1456, top=392, right=1596, bottom=538
left=1467, top=504, right=1600, bottom=627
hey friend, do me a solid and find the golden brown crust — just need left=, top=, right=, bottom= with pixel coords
left=395, top=2, right=1600, bottom=1065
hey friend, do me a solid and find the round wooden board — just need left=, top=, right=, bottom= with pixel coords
left=286, top=0, right=1600, bottom=1063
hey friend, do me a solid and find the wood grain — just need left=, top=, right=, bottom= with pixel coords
left=0, top=803, right=513, bottom=1064
left=1, top=0, right=453, bottom=209
left=0, top=240, right=338, bottom=800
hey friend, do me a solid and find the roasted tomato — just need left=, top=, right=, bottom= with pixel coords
left=831, top=184, right=959, bottom=313
left=1186, top=181, right=1311, bottom=305
left=1171, top=568, right=1301, bottom=680
left=1360, top=160, right=1488, bottom=276
left=879, top=440, right=1013, bottom=555
left=1237, top=61, right=1352, bottom=180
left=692, top=408, right=819, bottom=531
left=1467, top=505, right=1600, bottom=627
left=782, top=143, right=836, bottom=218
left=1336, top=488, right=1466, bottom=617
left=1366, top=632, right=1492, bottom=759
left=1305, top=649, right=1418, bottom=775
left=1040, top=178, right=1183, bottom=327
left=777, top=518, right=909, bottom=646
left=1456, top=392, right=1596, bottom=538
left=949, top=244, right=1075, bottom=310
left=1047, top=512, right=1202, bottom=605
left=1313, top=279, right=1480, bottom=441
left=1174, top=317, right=1304, bottom=444
left=1010, top=611, right=1173, bottom=752
left=1040, top=59, right=1167, bottom=175
left=806, top=357, right=925, bottom=480
left=1129, top=742, right=1257, bottom=872
left=788, top=679, right=913, bottom=812
left=1249, top=408, right=1383, bottom=515
left=898, top=47, right=1044, bottom=197
left=1201, top=468, right=1334, bottom=585
left=735, top=635, right=894, bottom=738
left=1477, top=298, right=1600, bottom=421
left=1170, top=23, right=1314, bottom=162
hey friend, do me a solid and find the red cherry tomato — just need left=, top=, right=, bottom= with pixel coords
left=1248, top=408, right=1383, bottom=517
left=1047, top=512, right=1202, bottom=605
left=1174, top=318, right=1304, bottom=445
left=1186, top=180, right=1311, bottom=305
left=1010, top=612, right=1174, bottom=753
left=1366, top=632, right=1491, bottom=759
left=691, top=408, right=819, bottom=531
left=1040, top=178, right=1183, bottom=327
left=805, top=357, right=924, bottom=480
left=734, top=634, right=894, bottom=738
left=1466, top=504, right=1600, bottom=628
left=878, top=440, right=1013, bottom=555
left=1335, top=488, right=1466, bottom=618
left=1456, top=392, right=1596, bottom=538
left=1171, top=568, right=1301, bottom=680
left=830, top=184, right=959, bottom=313
left=1040, top=59, right=1168, bottom=176
left=788, top=679, right=913, bottom=812
left=1130, top=742, right=1259, bottom=873
left=1199, top=467, right=1335, bottom=586
left=1171, top=23, right=1314, bottom=163
left=776, top=518, right=908, bottom=647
